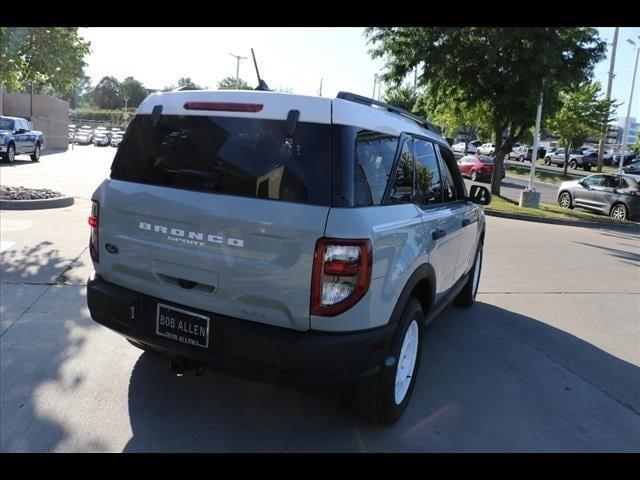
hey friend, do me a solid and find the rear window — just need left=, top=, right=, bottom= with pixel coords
left=479, top=157, right=493, bottom=164
left=111, top=114, right=331, bottom=206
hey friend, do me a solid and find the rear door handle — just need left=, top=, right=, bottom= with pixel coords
left=432, top=228, right=447, bottom=240
left=462, top=218, right=471, bottom=227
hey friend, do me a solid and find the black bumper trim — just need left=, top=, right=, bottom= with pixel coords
left=87, top=275, right=397, bottom=387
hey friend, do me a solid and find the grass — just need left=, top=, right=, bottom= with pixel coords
left=485, top=195, right=640, bottom=226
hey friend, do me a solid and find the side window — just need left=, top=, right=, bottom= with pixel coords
left=601, top=176, right=618, bottom=188
left=437, top=145, right=461, bottom=202
left=354, top=131, right=400, bottom=206
left=619, top=178, right=629, bottom=189
left=583, top=175, right=603, bottom=187
left=388, top=139, right=415, bottom=204
left=413, top=139, right=443, bottom=206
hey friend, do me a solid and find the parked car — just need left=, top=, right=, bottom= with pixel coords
left=557, top=174, right=640, bottom=221
left=69, top=124, right=77, bottom=143
left=452, top=142, right=466, bottom=154
left=507, top=145, right=535, bottom=162
left=110, top=131, right=124, bottom=148
left=74, top=129, right=94, bottom=145
left=477, top=143, right=496, bottom=155
left=622, top=159, right=640, bottom=175
left=457, top=154, right=505, bottom=182
left=0, top=115, right=44, bottom=163
left=465, top=140, right=482, bottom=154
left=93, top=131, right=110, bottom=147
left=544, top=148, right=592, bottom=170
left=86, top=89, right=492, bottom=425
left=613, top=151, right=637, bottom=167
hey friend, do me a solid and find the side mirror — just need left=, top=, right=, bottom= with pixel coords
left=468, top=184, right=491, bottom=205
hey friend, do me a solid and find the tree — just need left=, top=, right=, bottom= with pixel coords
left=366, top=27, right=606, bottom=195
left=88, top=76, right=123, bottom=109
left=177, top=77, right=202, bottom=90
left=417, top=87, right=493, bottom=150
left=121, top=76, right=148, bottom=108
left=0, top=27, right=90, bottom=93
left=217, top=76, right=252, bottom=90
left=384, top=84, right=420, bottom=112
left=546, top=82, right=616, bottom=175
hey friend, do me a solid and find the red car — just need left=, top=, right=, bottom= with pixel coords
left=457, top=155, right=505, bottom=182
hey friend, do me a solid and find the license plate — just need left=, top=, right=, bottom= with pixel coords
left=156, top=303, right=210, bottom=349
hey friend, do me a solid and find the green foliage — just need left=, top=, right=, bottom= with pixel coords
left=88, top=76, right=123, bottom=110
left=0, top=27, right=90, bottom=92
left=177, top=77, right=203, bottom=90
left=217, top=76, right=252, bottom=90
left=121, top=76, right=148, bottom=108
left=546, top=81, right=616, bottom=174
left=366, top=27, right=606, bottom=195
left=383, top=84, right=420, bottom=112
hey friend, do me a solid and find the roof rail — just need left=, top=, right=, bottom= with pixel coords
left=336, top=91, right=441, bottom=135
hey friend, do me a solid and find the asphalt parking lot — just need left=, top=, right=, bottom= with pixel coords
left=1, top=146, right=639, bottom=452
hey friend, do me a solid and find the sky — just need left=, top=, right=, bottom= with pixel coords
left=79, top=27, right=640, bottom=121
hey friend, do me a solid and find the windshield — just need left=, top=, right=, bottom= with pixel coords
left=111, top=114, right=331, bottom=206
left=0, top=117, right=15, bottom=130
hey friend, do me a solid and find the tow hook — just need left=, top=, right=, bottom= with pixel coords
left=170, top=358, right=206, bottom=377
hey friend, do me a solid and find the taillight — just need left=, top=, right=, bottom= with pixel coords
left=88, top=201, right=99, bottom=263
left=311, top=238, right=372, bottom=317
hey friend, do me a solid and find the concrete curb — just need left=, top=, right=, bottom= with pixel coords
left=0, top=196, right=75, bottom=210
left=484, top=209, right=640, bottom=232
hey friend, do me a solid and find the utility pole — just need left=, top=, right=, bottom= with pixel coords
left=520, top=81, right=543, bottom=209
left=597, top=27, right=619, bottom=173
left=373, top=74, right=378, bottom=98
left=619, top=37, right=640, bottom=175
left=318, top=78, right=323, bottom=97
left=123, top=97, right=129, bottom=127
left=229, top=53, right=247, bottom=88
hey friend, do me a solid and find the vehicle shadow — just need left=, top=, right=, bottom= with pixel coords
left=122, top=301, right=640, bottom=452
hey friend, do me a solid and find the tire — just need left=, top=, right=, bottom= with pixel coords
left=519, top=155, right=525, bottom=162
left=355, top=298, right=424, bottom=425
left=610, top=203, right=628, bottom=221
left=584, top=165, right=591, bottom=172
left=558, top=191, right=573, bottom=209
left=544, top=157, right=551, bottom=166
left=2, top=143, right=16, bottom=163
left=30, top=143, right=40, bottom=162
left=569, top=160, right=578, bottom=169
left=471, top=170, right=478, bottom=182
left=455, top=241, right=483, bottom=308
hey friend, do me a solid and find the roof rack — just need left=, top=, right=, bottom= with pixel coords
left=336, top=91, right=441, bottom=135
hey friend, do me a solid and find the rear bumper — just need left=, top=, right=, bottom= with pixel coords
left=86, top=275, right=396, bottom=388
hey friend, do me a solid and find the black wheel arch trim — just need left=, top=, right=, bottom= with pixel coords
left=387, top=263, right=436, bottom=328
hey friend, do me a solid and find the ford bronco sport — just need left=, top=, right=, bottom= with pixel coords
left=86, top=89, right=491, bottom=424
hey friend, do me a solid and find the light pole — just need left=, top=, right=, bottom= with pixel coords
left=123, top=97, right=129, bottom=128
left=596, top=28, right=619, bottom=173
left=229, top=53, right=247, bottom=89
left=373, top=74, right=378, bottom=98
left=619, top=37, right=640, bottom=175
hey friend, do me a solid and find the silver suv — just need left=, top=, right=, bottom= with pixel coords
left=86, top=90, right=491, bottom=424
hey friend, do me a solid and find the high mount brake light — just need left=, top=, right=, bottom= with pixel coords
left=311, top=238, right=372, bottom=317
left=88, top=201, right=99, bottom=263
left=183, top=102, right=264, bottom=112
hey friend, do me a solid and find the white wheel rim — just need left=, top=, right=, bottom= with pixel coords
left=560, top=194, right=570, bottom=208
left=394, top=320, right=419, bottom=405
left=472, top=249, right=482, bottom=296
left=613, top=206, right=625, bottom=220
